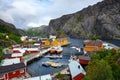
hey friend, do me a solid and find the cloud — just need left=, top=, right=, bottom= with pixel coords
left=0, top=0, right=103, bottom=28
left=0, top=11, right=14, bottom=23
left=27, top=22, right=40, bottom=27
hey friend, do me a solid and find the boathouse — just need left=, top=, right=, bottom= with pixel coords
left=0, top=63, right=26, bottom=80
left=9, top=44, right=21, bottom=49
left=3, top=53, right=23, bottom=61
left=45, top=39, right=51, bottom=46
left=51, top=39, right=60, bottom=46
left=79, top=55, right=90, bottom=65
left=84, top=40, right=104, bottom=52
left=25, top=48, right=39, bottom=54
left=68, top=60, right=86, bottom=80
left=0, top=58, right=26, bottom=80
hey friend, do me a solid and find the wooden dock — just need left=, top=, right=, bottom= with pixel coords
left=23, top=48, right=51, bottom=65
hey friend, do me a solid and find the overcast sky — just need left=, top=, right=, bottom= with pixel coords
left=0, top=0, right=103, bottom=29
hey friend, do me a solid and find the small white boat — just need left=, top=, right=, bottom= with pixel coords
left=49, top=46, right=63, bottom=54
left=42, top=60, right=63, bottom=68
left=56, top=46, right=63, bottom=54
left=42, top=60, right=54, bottom=67
left=45, top=55, right=63, bottom=59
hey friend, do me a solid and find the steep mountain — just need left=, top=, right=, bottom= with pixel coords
left=0, top=19, right=26, bottom=36
left=47, top=0, right=120, bottom=39
left=25, top=25, right=48, bottom=37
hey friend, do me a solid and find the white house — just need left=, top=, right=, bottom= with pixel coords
left=69, top=60, right=86, bottom=80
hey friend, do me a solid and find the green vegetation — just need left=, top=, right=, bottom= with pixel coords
left=23, top=52, right=29, bottom=56
left=8, top=33, right=22, bottom=44
left=25, top=28, right=48, bottom=37
left=84, top=49, right=120, bottom=80
left=0, top=22, right=20, bottom=36
left=0, top=33, right=22, bottom=48
left=56, top=72, right=66, bottom=78
left=76, top=16, right=83, bottom=23
left=55, top=72, right=70, bottom=80
left=0, top=46, right=3, bottom=64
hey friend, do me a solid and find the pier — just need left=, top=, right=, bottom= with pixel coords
left=23, top=47, right=51, bottom=65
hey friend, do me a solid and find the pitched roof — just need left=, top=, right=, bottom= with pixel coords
left=79, top=55, right=90, bottom=61
left=3, top=53, right=23, bottom=58
left=85, top=40, right=103, bottom=46
left=68, top=60, right=86, bottom=78
left=11, top=53, right=23, bottom=57
left=3, top=54, right=12, bottom=58
left=1, top=58, right=20, bottom=66
left=0, top=63, right=25, bottom=74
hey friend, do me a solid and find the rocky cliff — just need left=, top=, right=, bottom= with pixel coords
left=0, top=19, right=26, bottom=36
left=47, top=0, right=120, bottom=39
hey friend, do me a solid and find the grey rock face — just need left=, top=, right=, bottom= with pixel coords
left=47, top=0, right=120, bottom=39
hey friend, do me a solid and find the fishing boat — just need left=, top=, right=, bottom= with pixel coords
left=49, top=46, right=57, bottom=54
left=49, top=46, right=63, bottom=54
left=51, top=62, right=63, bottom=68
left=42, top=62, right=50, bottom=67
left=42, top=60, right=54, bottom=67
left=42, top=60, right=63, bottom=68
left=56, top=46, right=63, bottom=54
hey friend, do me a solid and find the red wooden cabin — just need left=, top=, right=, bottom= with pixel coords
left=0, top=63, right=26, bottom=80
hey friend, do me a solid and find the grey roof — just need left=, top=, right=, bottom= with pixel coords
left=0, top=63, right=25, bottom=74
left=79, top=55, right=90, bottom=60
left=3, top=54, right=12, bottom=58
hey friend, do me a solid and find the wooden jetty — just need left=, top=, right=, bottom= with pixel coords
left=23, top=48, right=51, bottom=65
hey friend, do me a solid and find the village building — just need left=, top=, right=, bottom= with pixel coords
left=84, top=40, right=104, bottom=52
left=25, top=48, right=40, bottom=54
left=79, top=55, right=90, bottom=65
left=0, top=63, right=26, bottom=80
left=3, top=53, right=23, bottom=61
left=68, top=60, right=86, bottom=80
left=0, top=58, right=26, bottom=80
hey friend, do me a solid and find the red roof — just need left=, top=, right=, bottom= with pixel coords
left=73, top=73, right=84, bottom=80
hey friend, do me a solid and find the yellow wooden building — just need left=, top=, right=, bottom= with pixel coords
left=84, top=40, right=104, bottom=52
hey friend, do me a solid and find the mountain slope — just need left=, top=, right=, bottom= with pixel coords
left=0, top=19, right=26, bottom=36
left=25, top=25, right=48, bottom=37
left=47, top=0, right=120, bottom=39
left=0, top=19, right=26, bottom=47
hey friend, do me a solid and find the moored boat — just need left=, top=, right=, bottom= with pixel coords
left=51, top=62, right=63, bottom=68
left=42, top=60, right=63, bottom=68
left=49, top=46, right=63, bottom=54
left=56, top=46, right=63, bottom=54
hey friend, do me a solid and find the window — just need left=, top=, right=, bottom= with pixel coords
left=78, top=65, right=80, bottom=69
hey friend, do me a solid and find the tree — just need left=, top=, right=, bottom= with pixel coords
left=84, top=49, right=120, bottom=80
left=0, top=46, right=3, bottom=64
left=84, top=60, right=113, bottom=80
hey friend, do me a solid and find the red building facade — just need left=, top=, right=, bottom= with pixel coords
left=0, top=63, right=26, bottom=80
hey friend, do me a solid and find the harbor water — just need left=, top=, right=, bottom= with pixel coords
left=27, top=38, right=84, bottom=76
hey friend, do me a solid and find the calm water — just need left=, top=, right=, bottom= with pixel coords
left=27, top=38, right=84, bottom=77
left=102, top=39, right=120, bottom=47
left=27, top=38, right=120, bottom=76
